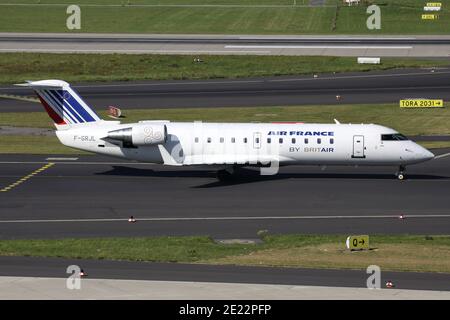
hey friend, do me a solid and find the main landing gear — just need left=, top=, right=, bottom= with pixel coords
left=216, top=165, right=249, bottom=182
left=396, top=165, right=406, bottom=180
left=217, top=169, right=233, bottom=182
left=216, top=166, right=238, bottom=182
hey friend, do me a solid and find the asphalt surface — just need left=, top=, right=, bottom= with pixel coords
left=1, top=66, right=450, bottom=288
left=1, top=256, right=450, bottom=291
left=2, top=35, right=450, bottom=45
left=1, top=68, right=450, bottom=112
left=1, top=33, right=450, bottom=56
left=0, top=150, right=449, bottom=239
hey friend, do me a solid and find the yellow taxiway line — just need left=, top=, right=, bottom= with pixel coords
left=0, top=162, right=55, bottom=192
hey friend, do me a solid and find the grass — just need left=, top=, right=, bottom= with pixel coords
left=1, top=53, right=448, bottom=84
left=0, top=236, right=255, bottom=262
left=1, top=234, right=450, bottom=273
left=0, top=135, right=90, bottom=154
left=2, top=103, right=450, bottom=134
left=335, top=1, right=450, bottom=34
left=417, top=141, right=450, bottom=149
left=208, top=234, right=450, bottom=273
left=117, top=104, right=450, bottom=136
left=1, top=103, right=449, bottom=154
left=0, top=5, right=336, bottom=34
left=0, top=1, right=448, bottom=34
left=3, top=0, right=300, bottom=5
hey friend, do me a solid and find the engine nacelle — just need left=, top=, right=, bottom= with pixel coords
left=107, top=124, right=167, bottom=146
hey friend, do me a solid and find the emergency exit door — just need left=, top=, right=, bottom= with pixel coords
left=352, top=135, right=365, bottom=158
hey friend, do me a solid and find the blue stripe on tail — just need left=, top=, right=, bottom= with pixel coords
left=48, top=90, right=85, bottom=123
left=44, top=90, right=81, bottom=124
left=48, top=89, right=99, bottom=123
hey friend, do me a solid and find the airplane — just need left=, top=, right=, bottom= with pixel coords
left=17, top=79, right=435, bottom=181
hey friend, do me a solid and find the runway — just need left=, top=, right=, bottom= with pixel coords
left=1, top=33, right=450, bottom=57
left=1, top=68, right=450, bottom=112
left=2, top=256, right=450, bottom=292
left=0, top=150, right=449, bottom=239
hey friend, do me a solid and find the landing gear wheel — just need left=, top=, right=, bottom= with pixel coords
left=396, top=165, right=406, bottom=180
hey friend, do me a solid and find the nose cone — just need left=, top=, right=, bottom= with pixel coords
left=417, top=147, right=435, bottom=162
left=423, top=149, right=435, bottom=161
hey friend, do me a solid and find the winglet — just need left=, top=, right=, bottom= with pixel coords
left=14, top=80, right=34, bottom=87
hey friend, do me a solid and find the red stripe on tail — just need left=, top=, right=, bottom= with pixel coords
left=36, top=94, right=66, bottom=125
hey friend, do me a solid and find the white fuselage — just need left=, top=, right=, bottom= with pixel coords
left=55, top=121, right=434, bottom=169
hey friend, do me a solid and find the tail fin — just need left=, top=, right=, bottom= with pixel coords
left=16, top=80, right=101, bottom=127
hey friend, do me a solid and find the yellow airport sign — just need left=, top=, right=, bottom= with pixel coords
left=426, top=2, right=442, bottom=7
left=400, top=99, right=444, bottom=108
left=422, top=14, right=438, bottom=19
left=346, top=235, right=370, bottom=250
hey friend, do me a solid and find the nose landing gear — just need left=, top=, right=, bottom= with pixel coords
left=396, top=165, right=406, bottom=180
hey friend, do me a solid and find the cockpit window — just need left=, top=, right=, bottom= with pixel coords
left=381, top=133, right=409, bottom=141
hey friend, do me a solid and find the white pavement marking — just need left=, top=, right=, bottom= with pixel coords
left=238, top=37, right=417, bottom=40
left=1, top=214, right=450, bottom=224
left=0, top=94, right=39, bottom=103
left=0, top=3, right=326, bottom=8
left=270, top=70, right=450, bottom=82
left=0, top=49, right=272, bottom=54
left=0, top=277, right=449, bottom=300
left=225, top=45, right=413, bottom=50
left=435, top=152, right=450, bottom=159
left=0, top=161, right=146, bottom=165
left=1, top=70, right=449, bottom=91
left=45, top=157, right=78, bottom=161
left=83, top=85, right=450, bottom=96
left=0, top=80, right=264, bottom=91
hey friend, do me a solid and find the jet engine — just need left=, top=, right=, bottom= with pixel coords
left=106, top=124, right=167, bottom=147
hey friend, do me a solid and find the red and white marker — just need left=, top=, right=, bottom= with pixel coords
left=385, top=281, right=394, bottom=288
left=399, top=214, right=406, bottom=220
left=107, top=106, right=122, bottom=119
left=128, top=216, right=137, bottom=223
left=79, top=269, right=87, bottom=277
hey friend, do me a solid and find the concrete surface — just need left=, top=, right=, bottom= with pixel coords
left=1, top=277, right=449, bottom=300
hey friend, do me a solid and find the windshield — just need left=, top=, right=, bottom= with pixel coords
left=381, top=133, right=409, bottom=141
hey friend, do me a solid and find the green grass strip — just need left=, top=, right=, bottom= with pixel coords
left=1, top=234, right=450, bottom=273
left=0, top=53, right=448, bottom=84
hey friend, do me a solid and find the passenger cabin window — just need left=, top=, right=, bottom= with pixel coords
left=267, top=138, right=271, bottom=144
left=279, top=138, right=283, bottom=144
left=195, top=137, right=199, bottom=143
left=231, top=137, right=235, bottom=143
left=381, top=134, right=409, bottom=141
left=330, top=138, right=334, bottom=144
left=292, top=138, right=296, bottom=144
left=255, top=137, right=260, bottom=144
left=305, top=138, right=309, bottom=144
left=207, top=137, right=211, bottom=143
left=244, top=138, right=248, bottom=143
left=317, top=138, right=321, bottom=144
left=220, top=137, right=224, bottom=143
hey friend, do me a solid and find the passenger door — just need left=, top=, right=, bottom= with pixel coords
left=352, top=135, right=365, bottom=158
